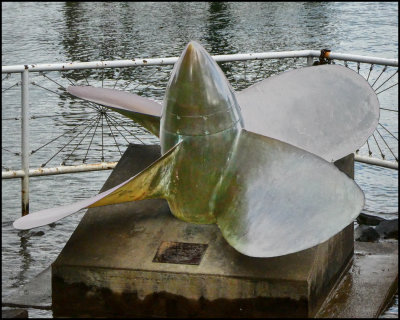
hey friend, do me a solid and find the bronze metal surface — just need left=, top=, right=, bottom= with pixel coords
left=14, top=41, right=377, bottom=258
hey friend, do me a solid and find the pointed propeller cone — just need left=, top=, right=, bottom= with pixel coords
left=165, top=41, right=239, bottom=116
left=161, top=41, right=243, bottom=137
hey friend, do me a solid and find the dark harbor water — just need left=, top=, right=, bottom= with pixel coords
left=2, top=2, right=398, bottom=318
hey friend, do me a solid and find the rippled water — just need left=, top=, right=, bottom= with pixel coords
left=2, top=2, right=398, bottom=318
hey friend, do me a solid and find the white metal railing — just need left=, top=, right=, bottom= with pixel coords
left=2, top=49, right=398, bottom=215
left=2, top=50, right=398, bottom=73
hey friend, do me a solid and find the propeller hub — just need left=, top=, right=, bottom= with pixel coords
left=161, top=41, right=243, bottom=153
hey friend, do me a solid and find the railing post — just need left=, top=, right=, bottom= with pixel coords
left=307, top=56, right=314, bottom=66
left=21, top=68, right=30, bottom=216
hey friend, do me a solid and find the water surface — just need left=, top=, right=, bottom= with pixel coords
left=2, top=2, right=398, bottom=318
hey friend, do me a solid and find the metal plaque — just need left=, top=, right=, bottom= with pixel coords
left=153, top=241, right=208, bottom=265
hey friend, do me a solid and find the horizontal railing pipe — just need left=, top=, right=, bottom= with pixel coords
left=2, top=162, right=118, bottom=179
left=212, top=50, right=317, bottom=62
left=354, top=154, right=398, bottom=170
left=323, top=52, right=398, bottom=67
left=1, top=58, right=179, bottom=73
left=2, top=156, right=396, bottom=180
left=3, top=50, right=397, bottom=73
left=2, top=51, right=316, bottom=73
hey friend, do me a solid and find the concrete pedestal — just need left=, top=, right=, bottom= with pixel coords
left=52, top=145, right=355, bottom=318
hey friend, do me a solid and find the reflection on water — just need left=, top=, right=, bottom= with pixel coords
left=2, top=2, right=398, bottom=318
left=206, top=2, right=236, bottom=76
left=12, top=231, right=34, bottom=289
left=205, top=3, right=236, bottom=55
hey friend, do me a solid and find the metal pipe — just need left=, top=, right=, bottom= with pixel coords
left=2, top=58, right=179, bottom=73
left=324, top=52, right=398, bottom=67
left=2, top=162, right=118, bottom=179
left=21, top=69, right=30, bottom=215
left=2, top=154, right=397, bottom=180
left=2, top=51, right=315, bottom=73
left=3, top=50, right=397, bottom=73
left=213, top=50, right=318, bottom=62
left=354, top=154, right=398, bottom=170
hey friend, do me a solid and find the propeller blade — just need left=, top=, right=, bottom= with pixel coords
left=214, top=129, right=364, bottom=257
left=68, top=86, right=162, bottom=136
left=237, top=64, right=380, bottom=162
left=13, top=142, right=182, bottom=230
left=67, top=86, right=162, bottom=116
